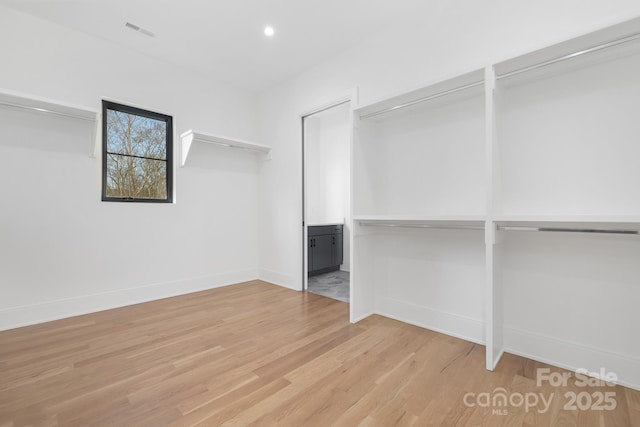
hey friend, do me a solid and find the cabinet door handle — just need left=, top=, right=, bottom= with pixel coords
left=332, top=236, right=335, bottom=245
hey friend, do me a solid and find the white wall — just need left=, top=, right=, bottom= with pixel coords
left=354, top=93, right=485, bottom=216
left=256, top=0, right=640, bottom=290
left=305, top=102, right=351, bottom=270
left=0, top=7, right=260, bottom=330
left=3, top=1, right=640, bottom=328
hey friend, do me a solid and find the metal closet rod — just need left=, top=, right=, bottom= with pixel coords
left=360, top=31, right=640, bottom=119
left=497, top=225, right=640, bottom=235
left=359, top=80, right=483, bottom=120
left=0, top=100, right=96, bottom=122
left=497, top=31, right=640, bottom=80
left=197, top=139, right=264, bottom=152
left=360, top=222, right=484, bottom=231
left=361, top=223, right=640, bottom=234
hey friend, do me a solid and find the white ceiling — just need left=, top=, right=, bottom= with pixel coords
left=1, top=0, right=433, bottom=93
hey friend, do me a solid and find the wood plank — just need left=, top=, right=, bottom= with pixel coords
left=0, top=280, right=639, bottom=426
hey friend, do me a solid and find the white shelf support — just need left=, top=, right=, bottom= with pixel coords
left=180, top=130, right=272, bottom=167
left=92, top=112, right=102, bottom=159
left=484, top=64, right=504, bottom=371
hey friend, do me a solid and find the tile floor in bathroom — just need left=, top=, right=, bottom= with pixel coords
left=307, top=270, right=349, bottom=303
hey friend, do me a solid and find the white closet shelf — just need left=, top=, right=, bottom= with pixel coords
left=355, top=68, right=484, bottom=120
left=354, top=214, right=485, bottom=228
left=495, top=17, right=640, bottom=80
left=0, top=89, right=99, bottom=157
left=0, top=89, right=97, bottom=122
left=180, top=130, right=272, bottom=166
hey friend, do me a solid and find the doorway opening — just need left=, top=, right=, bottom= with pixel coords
left=302, top=100, right=351, bottom=303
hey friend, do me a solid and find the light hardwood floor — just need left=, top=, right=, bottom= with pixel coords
left=1, top=280, right=638, bottom=426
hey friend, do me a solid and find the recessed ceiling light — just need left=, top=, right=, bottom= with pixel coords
left=264, top=26, right=275, bottom=37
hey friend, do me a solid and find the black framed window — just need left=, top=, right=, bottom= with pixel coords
left=102, top=101, right=173, bottom=203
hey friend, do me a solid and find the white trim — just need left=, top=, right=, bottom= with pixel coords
left=299, top=88, right=358, bottom=296
left=491, top=349, right=505, bottom=371
left=258, top=269, right=300, bottom=291
left=351, top=312, right=375, bottom=324
left=375, top=297, right=486, bottom=345
left=0, top=269, right=258, bottom=331
left=504, top=326, right=640, bottom=391
left=299, top=95, right=354, bottom=119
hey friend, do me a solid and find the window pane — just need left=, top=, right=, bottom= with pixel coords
left=105, top=154, right=167, bottom=200
left=106, top=109, right=167, bottom=160
left=102, top=100, right=172, bottom=202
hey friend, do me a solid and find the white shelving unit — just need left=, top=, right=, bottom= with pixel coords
left=354, top=69, right=486, bottom=218
left=491, top=16, right=640, bottom=389
left=0, top=88, right=99, bottom=157
left=351, top=16, right=640, bottom=390
left=180, top=130, right=272, bottom=167
left=352, top=69, right=488, bottom=346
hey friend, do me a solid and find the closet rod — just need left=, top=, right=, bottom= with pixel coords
left=194, top=139, right=264, bottom=153
left=361, top=222, right=484, bottom=231
left=0, top=100, right=96, bottom=122
left=497, top=31, right=640, bottom=80
left=497, top=225, right=640, bottom=235
left=359, top=80, right=483, bottom=120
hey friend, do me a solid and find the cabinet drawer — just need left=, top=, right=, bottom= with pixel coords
left=308, top=225, right=335, bottom=236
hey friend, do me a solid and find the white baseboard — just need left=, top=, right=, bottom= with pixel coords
left=375, top=296, right=485, bottom=345
left=350, top=311, right=374, bottom=324
left=258, top=269, right=300, bottom=291
left=490, top=349, right=505, bottom=371
left=0, top=269, right=258, bottom=331
left=504, top=326, right=640, bottom=391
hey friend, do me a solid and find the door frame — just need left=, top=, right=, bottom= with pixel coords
left=300, top=89, right=357, bottom=292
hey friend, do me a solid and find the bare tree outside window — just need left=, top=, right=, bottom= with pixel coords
left=102, top=101, right=173, bottom=202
